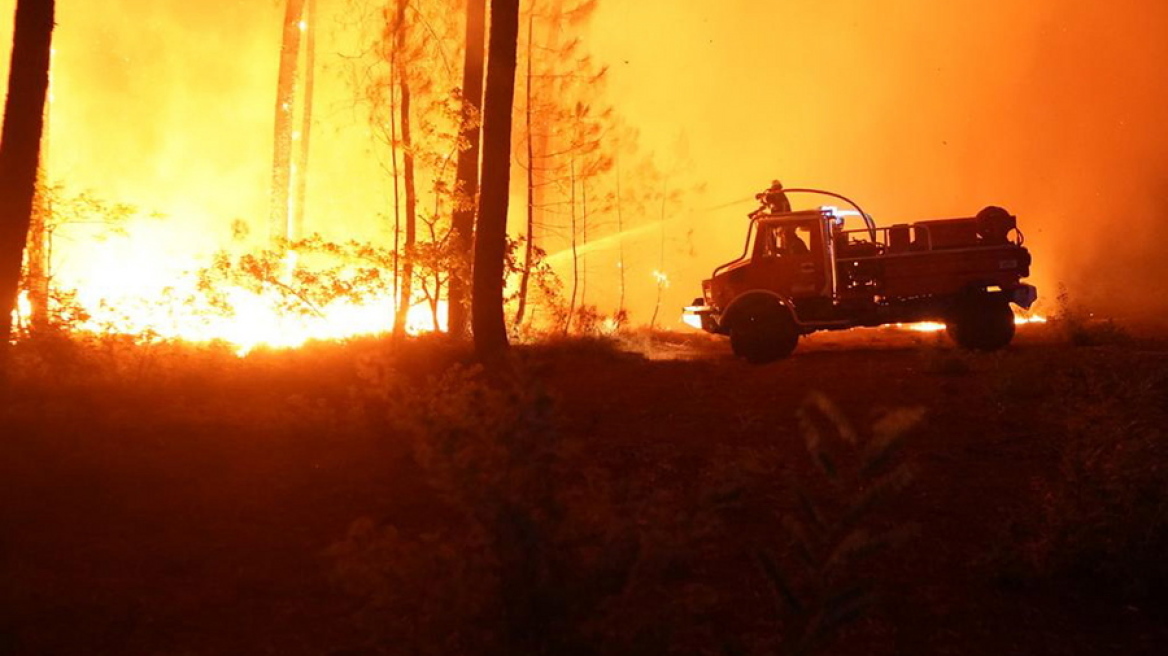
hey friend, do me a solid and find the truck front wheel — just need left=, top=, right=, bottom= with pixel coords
left=729, top=301, right=799, bottom=363
left=946, top=295, right=1015, bottom=351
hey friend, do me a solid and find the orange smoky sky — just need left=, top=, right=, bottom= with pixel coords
left=1, top=0, right=1166, bottom=322
left=590, top=0, right=1168, bottom=318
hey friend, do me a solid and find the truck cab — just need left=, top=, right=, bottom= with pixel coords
left=739, top=212, right=831, bottom=299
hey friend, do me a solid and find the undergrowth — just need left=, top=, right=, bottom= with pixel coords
left=987, top=338, right=1168, bottom=602
left=0, top=332, right=989, bottom=654
left=329, top=366, right=923, bottom=656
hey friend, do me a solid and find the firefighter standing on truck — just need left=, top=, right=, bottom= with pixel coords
left=761, top=180, right=791, bottom=214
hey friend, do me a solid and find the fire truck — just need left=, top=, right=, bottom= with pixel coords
left=684, top=186, right=1037, bottom=363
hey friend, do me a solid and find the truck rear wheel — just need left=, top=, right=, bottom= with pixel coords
left=729, top=301, right=799, bottom=363
left=946, top=295, right=1015, bottom=351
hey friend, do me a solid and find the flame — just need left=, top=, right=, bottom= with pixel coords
left=70, top=283, right=444, bottom=356
left=905, top=321, right=947, bottom=332
left=902, top=313, right=1047, bottom=333
left=27, top=244, right=444, bottom=355
left=16, top=290, right=31, bottom=320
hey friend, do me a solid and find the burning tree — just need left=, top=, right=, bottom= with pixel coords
left=17, top=184, right=140, bottom=334
left=346, top=0, right=466, bottom=335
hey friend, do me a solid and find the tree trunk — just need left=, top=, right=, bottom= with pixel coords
left=292, top=0, right=316, bottom=240
left=269, top=0, right=306, bottom=243
left=472, top=0, right=520, bottom=361
left=565, top=160, right=577, bottom=335
left=387, top=5, right=402, bottom=335
left=513, top=11, right=535, bottom=329
left=392, top=75, right=417, bottom=337
left=580, top=175, right=587, bottom=308
left=447, top=0, right=486, bottom=339
left=0, top=0, right=55, bottom=349
left=615, top=152, right=625, bottom=320
left=390, top=0, right=416, bottom=338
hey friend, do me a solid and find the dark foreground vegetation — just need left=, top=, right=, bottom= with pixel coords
left=2, top=317, right=1167, bottom=656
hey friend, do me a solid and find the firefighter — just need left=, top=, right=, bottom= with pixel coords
left=761, top=180, right=791, bottom=214
left=781, top=226, right=809, bottom=255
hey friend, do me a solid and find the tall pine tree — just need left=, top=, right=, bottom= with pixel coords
left=472, top=0, right=520, bottom=360
left=0, top=0, right=55, bottom=349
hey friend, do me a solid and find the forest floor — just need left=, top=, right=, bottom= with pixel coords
left=3, top=319, right=1168, bottom=655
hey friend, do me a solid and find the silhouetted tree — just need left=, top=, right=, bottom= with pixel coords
left=473, top=0, right=520, bottom=360
left=447, top=0, right=486, bottom=339
left=0, top=0, right=55, bottom=349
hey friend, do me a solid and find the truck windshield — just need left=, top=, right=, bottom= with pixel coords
left=761, top=224, right=812, bottom=257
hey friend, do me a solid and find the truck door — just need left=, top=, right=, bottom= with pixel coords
left=751, top=220, right=827, bottom=298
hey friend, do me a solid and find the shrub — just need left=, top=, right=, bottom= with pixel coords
left=749, top=393, right=922, bottom=656
left=328, top=519, right=501, bottom=656
left=332, top=364, right=637, bottom=656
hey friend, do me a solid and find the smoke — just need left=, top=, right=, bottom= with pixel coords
left=589, top=0, right=1168, bottom=318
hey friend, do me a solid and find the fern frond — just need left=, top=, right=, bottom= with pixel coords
left=756, top=549, right=804, bottom=614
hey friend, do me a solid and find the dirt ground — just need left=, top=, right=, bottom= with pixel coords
left=2, top=323, right=1167, bottom=655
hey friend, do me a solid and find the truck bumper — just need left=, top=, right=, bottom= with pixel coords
left=1011, top=284, right=1038, bottom=309
left=683, top=304, right=720, bottom=333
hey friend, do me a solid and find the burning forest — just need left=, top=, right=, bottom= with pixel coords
left=2, top=0, right=1167, bottom=346
left=2, top=1, right=1167, bottom=655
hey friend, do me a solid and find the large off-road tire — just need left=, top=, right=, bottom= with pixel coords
left=729, top=300, right=799, bottom=364
left=946, top=295, right=1015, bottom=351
